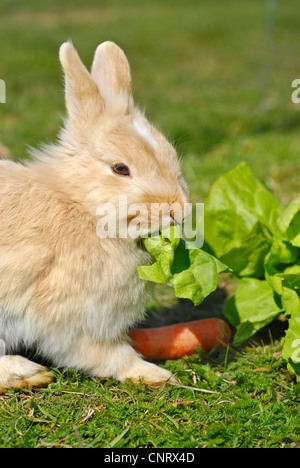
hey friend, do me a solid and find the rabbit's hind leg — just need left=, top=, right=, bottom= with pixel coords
left=0, top=355, right=53, bottom=393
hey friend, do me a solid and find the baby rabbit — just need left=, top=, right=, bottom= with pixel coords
left=0, top=41, right=189, bottom=392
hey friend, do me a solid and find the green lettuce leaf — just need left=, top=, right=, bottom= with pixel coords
left=223, top=278, right=283, bottom=346
left=278, top=195, right=300, bottom=247
left=279, top=263, right=300, bottom=292
left=137, top=226, right=181, bottom=283
left=204, top=163, right=282, bottom=277
left=281, top=309, right=300, bottom=378
left=138, top=225, right=229, bottom=306
left=264, top=238, right=299, bottom=295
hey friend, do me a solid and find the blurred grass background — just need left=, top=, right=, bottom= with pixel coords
left=1, top=0, right=300, bottom=207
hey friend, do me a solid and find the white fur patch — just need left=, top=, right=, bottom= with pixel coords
left=133, top=120, right=158, bottom=151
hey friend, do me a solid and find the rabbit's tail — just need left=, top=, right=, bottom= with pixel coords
left=0, top=355, right=53, bottom=393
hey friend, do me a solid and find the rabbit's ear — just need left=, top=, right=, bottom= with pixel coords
left=91, top=41, right=133, bottom=114
left=59, top=41, right=103, bottom=124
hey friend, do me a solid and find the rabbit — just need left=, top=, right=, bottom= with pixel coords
left=0, top=41, right=189, bottom=392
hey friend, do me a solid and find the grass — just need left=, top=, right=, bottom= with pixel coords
left=0, top=342, right=298, bottom=448
left=0, top=0, right=300, bottom=448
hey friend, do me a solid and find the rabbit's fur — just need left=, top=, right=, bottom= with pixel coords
left=0, top=41, right=188, bottom=391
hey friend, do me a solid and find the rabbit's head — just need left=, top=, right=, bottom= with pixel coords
left=57, top=41, right=189, bottom=239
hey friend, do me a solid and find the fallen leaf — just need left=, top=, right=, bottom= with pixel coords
left=253, top=366, right=272, bottom=372
left=171, top=399, right=198, bottom=407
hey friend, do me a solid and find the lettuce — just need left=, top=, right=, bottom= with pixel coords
left=204, top=163, right=282, bottom=276
left=282, top=313, right=300, bottom=376
left=278, top=195, right=300, bottom=247
left=223, top=278, right=283, bottom=346
left=138, top=225, right=228, bottom=306
left=204, top=163, right=300, bottom=378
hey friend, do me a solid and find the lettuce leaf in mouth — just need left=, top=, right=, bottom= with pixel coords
left=138, top=225, right=229, bottom=306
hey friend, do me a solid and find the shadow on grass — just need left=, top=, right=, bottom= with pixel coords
left=140, top=286, right=227, bottom=329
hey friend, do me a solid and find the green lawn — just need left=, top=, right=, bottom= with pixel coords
left=0, top=0, right=299, bottom=448
left=0, top=343, right=298, bottom=448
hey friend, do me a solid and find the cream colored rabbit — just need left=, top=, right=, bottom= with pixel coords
left=0, top=41, right=188, bottom=392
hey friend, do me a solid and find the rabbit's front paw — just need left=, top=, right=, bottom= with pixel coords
left=119, top=359, right=178, bottom=386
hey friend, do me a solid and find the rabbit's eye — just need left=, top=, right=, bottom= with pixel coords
left=112, top=163, right=130, bottom=177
